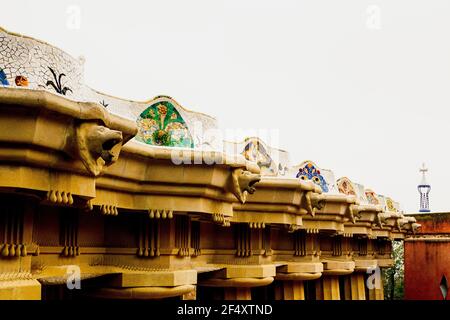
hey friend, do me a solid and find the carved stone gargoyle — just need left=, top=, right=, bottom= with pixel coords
left=374, top=211, right=387, bottom=228
left=398, top=217, right=421, bottom=234
left=411, top=222, right=421, bottom=234
left=65, top=121, right=123, bottom=176
left=347, top=204, right=362, bottom=224
left=300, top=192, right=325, bottom=217
left=231, top=168, right=261, bottom=204
left=395, top=218, right=403, bottom=232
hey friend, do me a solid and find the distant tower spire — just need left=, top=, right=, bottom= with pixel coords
left=418, top=163, right=431, bottom=212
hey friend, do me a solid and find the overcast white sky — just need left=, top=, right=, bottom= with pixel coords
left=2, top=0, right=450, bottom=213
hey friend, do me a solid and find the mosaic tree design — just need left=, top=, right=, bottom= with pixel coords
left=136, top=101, right=194, bottom=148
left=45, top=67, right=72, bottom=95
left=296, top=161, right=329, bottom=192
left=242, top=138, right=277, bottom=176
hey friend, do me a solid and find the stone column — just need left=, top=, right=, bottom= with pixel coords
left=342, top=276, right=352, bottom=300
left=198, top=265, right=275, bottom=301
left=368, top=283, right=384, bottom=300
left=275, top=281, right=305, bottom=300
left=315, top=278, right=324, bottom=300
left=275, top=262, right=323, bottom=300
left=274, top=281, right=283, bottom=300
left=349, top=273, right=366, bottom=300
left=223, top=287, right=252, bottom=300
left=321, top=276, right=341, bottom=300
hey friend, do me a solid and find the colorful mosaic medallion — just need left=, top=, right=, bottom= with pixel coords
left=136, top=101, right=194, bottom=148
left=337, top=177, right=356, bottom=196
left=242, top=138, right=277, bottom=175
left=386, top=197, right=397, bottom=212
left=296, top=161, right=329, bottom=192
left=365, top=189, right=380, bottom=205
left=15, top=75, right=28, bottom=87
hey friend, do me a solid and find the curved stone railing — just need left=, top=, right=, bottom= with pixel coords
left=0, top=27, right=220, bottom=151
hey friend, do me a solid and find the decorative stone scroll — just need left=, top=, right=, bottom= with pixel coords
left=212, top=213, right=231, bottom=227
left=46, top=190, right=74, bottom=205
left=148, top=209, right=174, bottom=219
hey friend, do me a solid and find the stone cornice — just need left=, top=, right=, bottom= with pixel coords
left=0, top=87, right=414, bottom=239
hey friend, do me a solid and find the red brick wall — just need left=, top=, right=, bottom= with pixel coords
left=404, top=240, right=450, bottom=300
left=416, top=216, right=450, bottom=234
left=404, top=213, right=450, bottom=300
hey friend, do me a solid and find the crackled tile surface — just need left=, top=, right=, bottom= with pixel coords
left=0, top=28, right=221, bottom=151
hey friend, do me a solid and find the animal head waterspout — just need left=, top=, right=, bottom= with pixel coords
left=74, top=122, right=123, bottom=176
